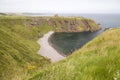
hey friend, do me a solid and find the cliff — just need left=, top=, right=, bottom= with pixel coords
left=24, top=16, right=101, bottom=32
left=48, top=17, right=101, bottom=32
left=0, top=16, right=101, bottom=33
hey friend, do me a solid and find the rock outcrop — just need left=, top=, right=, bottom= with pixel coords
left=48, top=17, right=101, bottom=32
left=1, top=16, right=101, bottom=32
left=23, top=16, right=101, bottom=32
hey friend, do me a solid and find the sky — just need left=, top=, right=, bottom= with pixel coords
left=0, top=0, right=120, bottom=13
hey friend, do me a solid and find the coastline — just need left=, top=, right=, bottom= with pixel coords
left=37, top=31, right=65, bottom=62
left=48, top=35, right=67, bottom=57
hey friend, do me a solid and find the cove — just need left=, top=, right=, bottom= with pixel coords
left=49, top=30, right=103, bottom=56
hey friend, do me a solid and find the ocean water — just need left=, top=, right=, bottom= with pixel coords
left=50, top=31, right=101, bottom=55
left=50, top=14, right=120, bottom=55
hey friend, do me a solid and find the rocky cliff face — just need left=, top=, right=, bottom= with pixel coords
left=23, top=16, right=101, bottom=32
left=49, top=17, right=101, bottom=32
left=24, top=17, right=100, bottom=32
left=0, top=16, right=101, bottom=32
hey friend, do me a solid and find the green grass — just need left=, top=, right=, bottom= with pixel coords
left=0, top=15, right=26, bottom=19
left=0, top=16, right=55, bottom=80
left=30, top=28, right=120, bottom=80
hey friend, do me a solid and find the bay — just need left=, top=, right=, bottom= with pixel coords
left=50, top=14, right=120, bottom=55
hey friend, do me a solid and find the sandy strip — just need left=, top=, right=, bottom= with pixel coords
left=37, top=31, right=65, bottom=62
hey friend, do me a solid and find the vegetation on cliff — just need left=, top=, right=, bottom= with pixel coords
left=0, top=15, right=101, bottom=80
left=0, top=15, right=101, bottom=32
left=30, top=28, right=120, bottom=80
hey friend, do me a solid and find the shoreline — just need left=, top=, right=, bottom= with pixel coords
left=48, top=35, right=67, bottom=57
left=37, top=31, right=65, bottom=62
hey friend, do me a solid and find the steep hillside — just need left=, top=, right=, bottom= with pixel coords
left=0, top=27, right=51, bottom=80
left=0, top=15, right=101, bottom=80
left=0, top=16, right=54, bottom=80
left=30, top=28, right=120, bottom=80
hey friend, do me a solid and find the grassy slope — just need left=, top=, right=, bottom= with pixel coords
left=31, top=28, right=120, bottom=80
left=0, top=16, right=55, bottom=80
